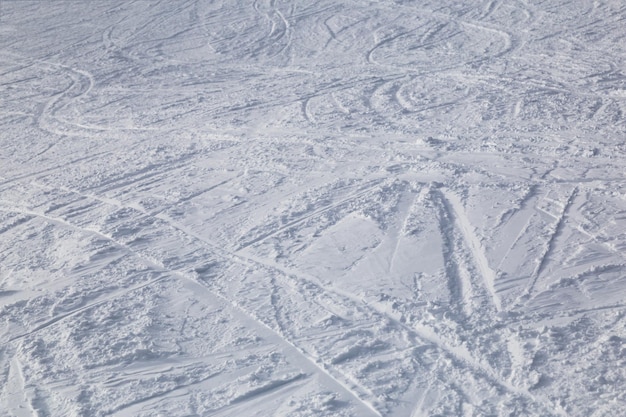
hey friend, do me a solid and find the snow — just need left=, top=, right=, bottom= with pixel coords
left=1, top=0, right=625, bottom=416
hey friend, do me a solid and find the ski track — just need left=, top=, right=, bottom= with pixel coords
left=2, top=1, right=625, bottom=415
left=0, top=202, right=383, bottom=417
left=524, top=187, right=578, bottom=299
left=442, top=189, right=502, bottom=312
left=431, top=187, right=475, bottom=318
left=2, top=52, right=96, bottom=137
left=247, top=252, right=566, bottom=416
left=387, top=191, right=417, bottom=277
left=2, top=188, right=561, bottom=415
left=3, top=358, right=35, bottom=417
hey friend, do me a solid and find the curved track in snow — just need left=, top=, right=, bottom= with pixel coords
left=1, top=1, right=625, bottom=416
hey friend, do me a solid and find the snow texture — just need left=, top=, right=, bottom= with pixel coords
left=1, top=1, right=625, bottom=416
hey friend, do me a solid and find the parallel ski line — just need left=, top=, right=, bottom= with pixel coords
left=430, top=188, right=474, bottom=317
left=442, top=189, right=502, bottom=312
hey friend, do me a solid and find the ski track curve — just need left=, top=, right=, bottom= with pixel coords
left=2, top=1, right=625, bottom=416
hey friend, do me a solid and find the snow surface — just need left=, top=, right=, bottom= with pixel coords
left=1, top=1, right=625, bottom=416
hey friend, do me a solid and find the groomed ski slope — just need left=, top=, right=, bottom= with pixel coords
left=1, top=1, right=625, bottom=416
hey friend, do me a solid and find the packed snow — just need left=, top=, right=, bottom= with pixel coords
left=1, top=1, right=625, bottom=416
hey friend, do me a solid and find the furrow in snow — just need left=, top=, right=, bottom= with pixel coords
left=442, top=188, right=501, bottom=312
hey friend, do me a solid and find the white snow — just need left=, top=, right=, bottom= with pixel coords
left=1, top=1, right=625, bottom=416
